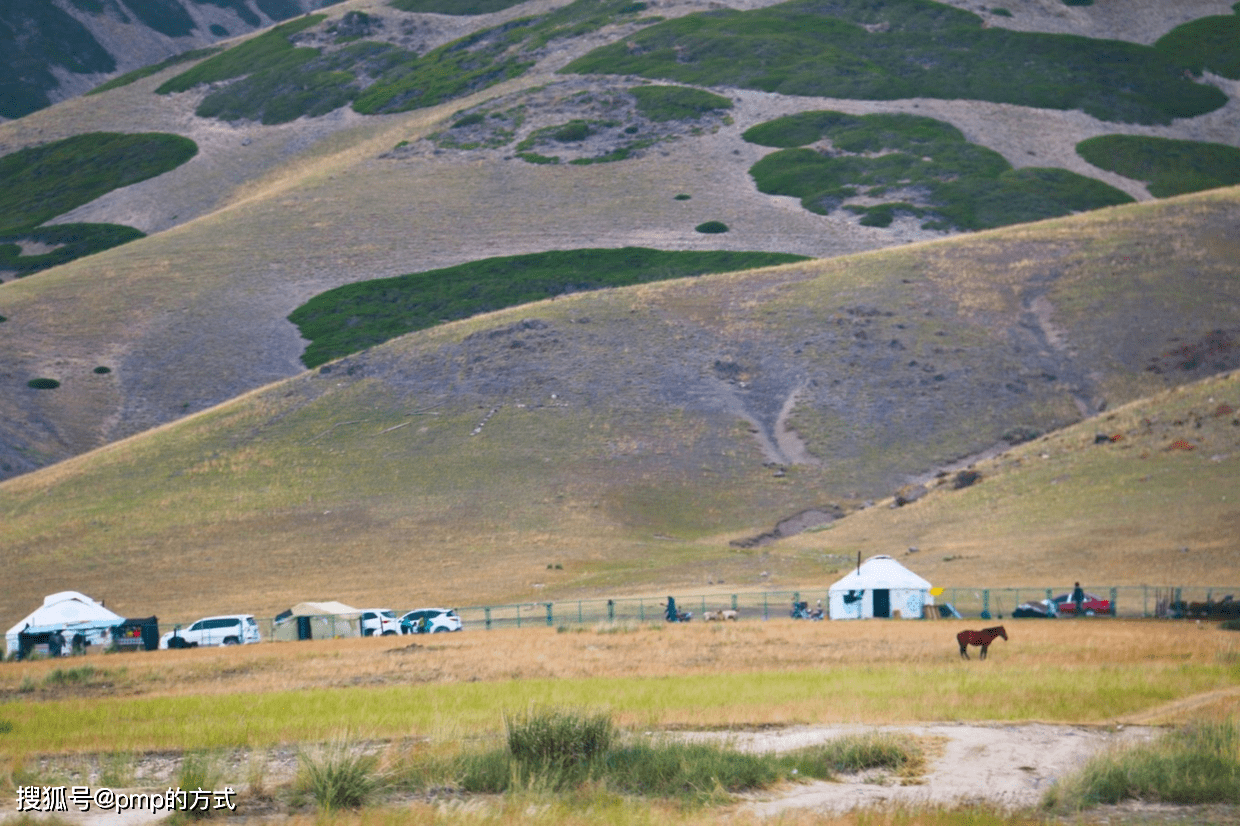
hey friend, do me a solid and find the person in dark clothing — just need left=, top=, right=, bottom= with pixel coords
left=1071, top=582, right=1085, bottom=616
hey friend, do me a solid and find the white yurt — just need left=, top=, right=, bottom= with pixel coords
left=828, top=555, right=933, bottom=620
left=5, top=591, right=125, bottom=654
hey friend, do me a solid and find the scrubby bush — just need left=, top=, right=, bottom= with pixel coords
left=446, top=711, right=918, bottom=804
left=1044, top=719, right=1240, bottom=809
left=1077, top=134, right=1240, bottom=197
left=746, top=111, right=1132, bottom=231
left=293, top=741, right=386, bottom=810
left=1155, top=6, right=1240, bottom=79
left=289, top=247, right=806, bottom=367
left=630, top=84, right=732, bottom=122
left=176, top=752, right=224, bottom=819
left=552, top=120, right=594, bottom=142
left=563, top=0, right=1225, bottom=124
left=695, top=220, right=729, bottom=233
left=0, top=133, right=196, bottom=234
left=27, top=378, right=60, bottom=389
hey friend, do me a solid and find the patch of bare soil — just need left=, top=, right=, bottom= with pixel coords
left=681, top=723, right=1156, bottom=816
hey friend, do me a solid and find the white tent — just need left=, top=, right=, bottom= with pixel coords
left=273, top=601, right=362, bottom=641
left=5, top=591, right=125, bottom=654
left=828, top=555, right=933, bottom=620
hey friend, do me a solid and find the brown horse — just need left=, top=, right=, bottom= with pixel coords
left=957, top=626, right=1007, bottom=660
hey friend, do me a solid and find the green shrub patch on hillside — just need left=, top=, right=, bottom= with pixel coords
left=1076, top=135, right=1240, bottom=198
left=745, top=111, right=1133, bottom=231
left=1154, top=3, right=1240, bottom=80
left=157, top=0, right=661, bottom=123
left=0, top=132, right=198, bottom=234
left=389, top=0, right=533, bottom=13
left=88, top=47, right=223, bottom=95
left=631, top=84, right=732, bottom=122
left=289, top=247, right=808, bottom=367
left=0, top=132, right=193, bottom=276
left=425, top=81, right=731, bottom=164
left=0, top=224, right=146, bottom=277
left=562, top=0, right=1228, bottom=125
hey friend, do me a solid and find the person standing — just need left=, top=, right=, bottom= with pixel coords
left=1071, top=582, right=1085, bottom=616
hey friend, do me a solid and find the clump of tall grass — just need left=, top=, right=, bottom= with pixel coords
left=293, top=740, right=388, bottom=810
left=43, top=666, right=108, bottom=686
left=458, top=707, right=615, bottom=792
left=506, top=707, right=615, bottom=767
left=816, top=731, right=925, bottom=776
left=1043, top=719, right=1240, bottom=810
left=174, top=751, right=223, bottom=820
left=96, top=752, right=136, bottom=788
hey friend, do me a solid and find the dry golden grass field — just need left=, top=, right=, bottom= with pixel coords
left=1, top=618, right=1238, bottom=825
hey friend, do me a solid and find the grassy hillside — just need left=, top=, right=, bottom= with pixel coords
left=2, top=0, right=1239, bottom=483
left=1, top=188, right=1238, bottom=630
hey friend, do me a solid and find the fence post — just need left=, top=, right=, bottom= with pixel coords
left=545, top=602, right=554, bottom=627
left=640, top=599, right=645, bottom=622
left=516, top=604, right=522, bottom=629
left=578, top=601, right=583, bottom=624
left=982, top=589, right=990, bottom=618
left=731, top=594, right=738, bottom=611
left=763, top=593, right=769, bottom=620
left=607, top=600, right=615, bottom=622
left=1110, top=587, right=1117, bottom=617
left=485, top=607, right=492, bottom=631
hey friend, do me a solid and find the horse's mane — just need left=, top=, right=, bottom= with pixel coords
left=982, top=625, right=1005, bottom=634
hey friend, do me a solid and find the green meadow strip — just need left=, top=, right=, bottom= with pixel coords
left=3, top=663, right=1230, bottom=754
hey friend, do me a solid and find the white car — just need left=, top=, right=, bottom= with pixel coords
left=160, top=615, right=260, bottom=649
left=400, top=608, right=463, bottom=634
left=359, top=609, right=402, bottom=636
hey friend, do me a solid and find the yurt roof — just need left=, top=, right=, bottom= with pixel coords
left=829, top=555, right=932, bottom=591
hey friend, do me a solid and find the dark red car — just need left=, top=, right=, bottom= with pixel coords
left=1051, top=592, right=1110, bottom=616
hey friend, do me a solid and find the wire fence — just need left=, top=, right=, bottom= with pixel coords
left=167, top=584, right=1240, bottom=642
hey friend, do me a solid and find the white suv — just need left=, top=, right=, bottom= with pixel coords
left=160, top=615, right=260, bottom=649
left=359, top=609, right=401, bottom=636
left=400, top=608, right=463, bottom=634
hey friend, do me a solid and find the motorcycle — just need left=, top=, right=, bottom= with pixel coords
left=791, top=600, right=824, bottom=620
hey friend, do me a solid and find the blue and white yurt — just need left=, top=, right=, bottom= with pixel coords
left=828, top=555, right=933, bottom=620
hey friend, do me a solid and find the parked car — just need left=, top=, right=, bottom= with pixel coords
left=160, top=615, right=260, bottom=649
left=359, top=609, right=402, bottom=636
left=400, top=608, right=462, bottom=634
left=1051, top=592, right=1111, bottom=615
left=1012, top=599, right=1057, bottom=619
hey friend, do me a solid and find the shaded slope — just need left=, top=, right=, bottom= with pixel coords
left=0, top=0, right=326, bottom=119
left=1, top=188, right=1238, bottom=625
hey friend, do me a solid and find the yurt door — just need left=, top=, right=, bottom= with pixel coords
left=872, top=589, right=890, bottom=618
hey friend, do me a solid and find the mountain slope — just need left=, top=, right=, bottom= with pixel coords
left=2, top=0, right=1239, bottom=482
left=0, top=0, right=329, bottom=120
left=1, top=186, right=1238, bottom=626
